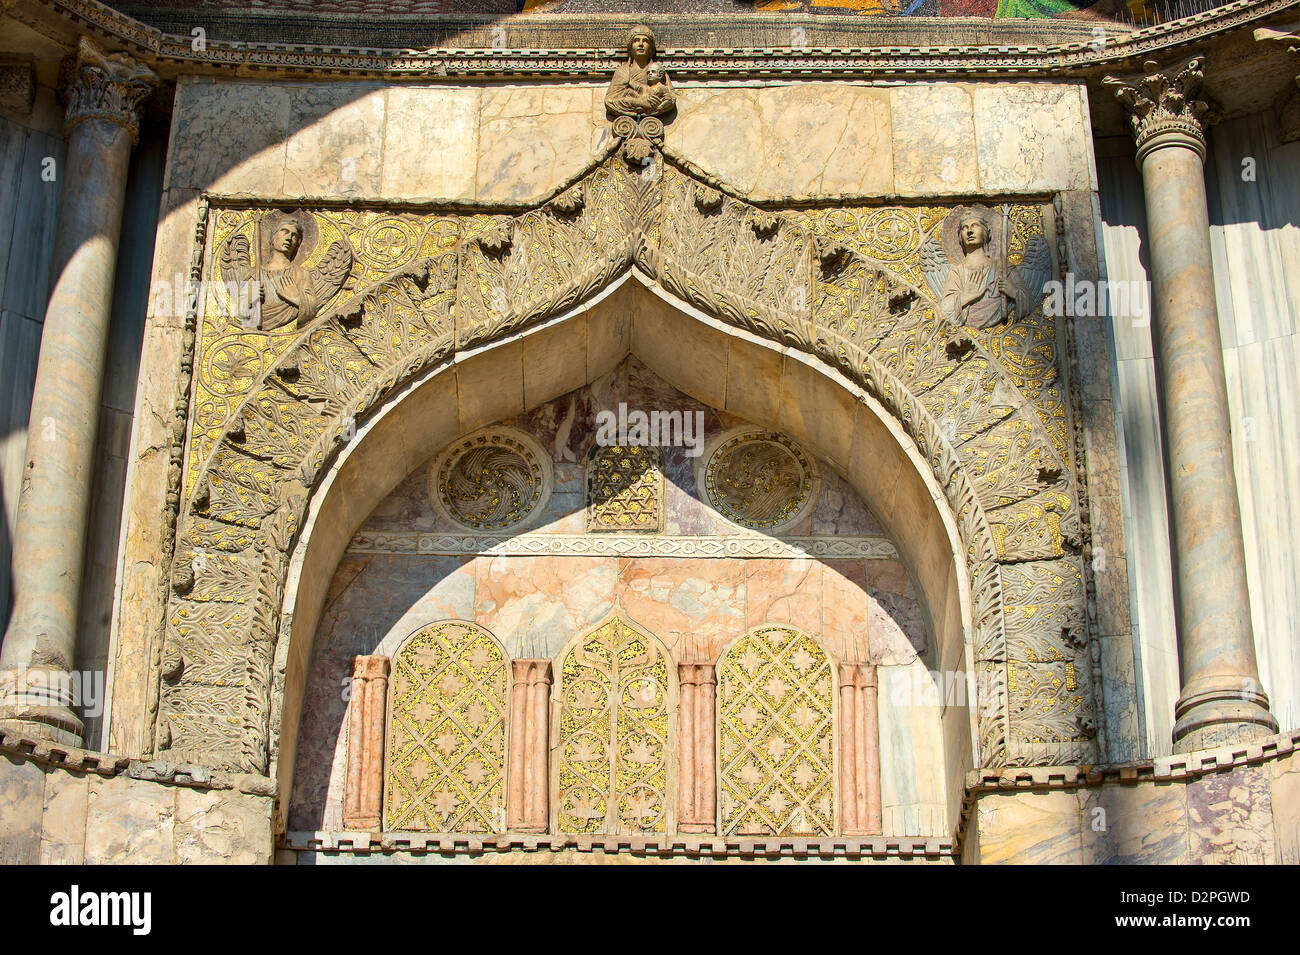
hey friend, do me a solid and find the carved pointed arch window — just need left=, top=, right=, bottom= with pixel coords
left=717, top=626, right=836, bottom=836
left=552, top=613, right=676, bottom=835
left=385, top=621, right=509, bottom=833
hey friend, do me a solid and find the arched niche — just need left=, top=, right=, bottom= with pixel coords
left=550, top=610, right=676, bottom=835
left=277, top=275, right=969, bottom=836
left=716, top=625, right=837, bottom=837
left=383, top=620, right=509, bottom=833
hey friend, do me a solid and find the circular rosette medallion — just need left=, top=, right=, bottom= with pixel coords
left=699, top=429, right=819, bottom=532
left=429, top=428, right=552, bottom=532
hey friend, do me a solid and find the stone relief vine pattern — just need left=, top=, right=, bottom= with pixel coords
left=718, top=627, right=835, bottom=837
left=553, top=616, right=674, bottom=835
left=192, top=209, right=460, bottom=491
left=385, top=623, right=509, bottom=833
left=160, top=133, right=1096, bottom=774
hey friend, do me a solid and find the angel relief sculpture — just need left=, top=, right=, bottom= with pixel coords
left=605, top=24, right=676, bottom=118
left=219, top=213, right=353, bottom=332
left=921, top=206, right=1052, bottom=331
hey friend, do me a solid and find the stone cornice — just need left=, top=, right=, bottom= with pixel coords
left=1103, top=55, right=1221, bottom=161
left=282, top=829, right=956, bottom=860
left=62, top=34, right=157, bottom=143
left=963, top=728, right=1298, bottom=795
left=0, top=724, right=276, bottom=793
left=6, top=0, right=1300, bottom=81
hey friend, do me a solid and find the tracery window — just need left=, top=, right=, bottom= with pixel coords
left=717, top=626, right=836, bottom=836
left=552, top=614, right=676, bottom=834
left=384, top=621, right=509, bottom=832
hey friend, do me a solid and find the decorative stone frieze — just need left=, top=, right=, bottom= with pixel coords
left=343, top=654, right=388, bottom=831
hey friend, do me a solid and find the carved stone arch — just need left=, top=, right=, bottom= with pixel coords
left=157, top=133, right=1096, bottom=792
left=383, top=620, right=510, bottom=833
left=716, top=625, right=837, bottom=837
left=550, top=610, right=677, bottom=836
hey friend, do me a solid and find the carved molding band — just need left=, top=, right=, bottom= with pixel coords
left=345, top=532, right=900, bottom=559
left=15, top=0, right=1299, bottom=80
left=62, top=36, right=158, bottom=144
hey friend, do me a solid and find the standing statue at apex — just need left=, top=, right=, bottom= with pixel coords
left=605, top=25, right=676, bottom=118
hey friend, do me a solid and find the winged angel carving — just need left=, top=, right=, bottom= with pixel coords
left=220, top=213, right=353, bottom=331
left=921, top=205, right=1052, bottom=331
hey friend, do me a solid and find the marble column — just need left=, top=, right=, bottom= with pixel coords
left=676, top=663, right=716, bottom=833
left=838, top=662, right=882, bottom=836
left=343, top=655, right=389, bottom=831
left=0, top=39, right=156, bottom=746
left=1104, top=57, right=1277, bottom=752
left=508, top=659, right=551, bottom=832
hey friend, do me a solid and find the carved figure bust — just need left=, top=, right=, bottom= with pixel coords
left=220, top=213, right=353, bottom=332
left=922, top=207, right=1048, bottom=331
left=605, top=25, right=676, bottom=118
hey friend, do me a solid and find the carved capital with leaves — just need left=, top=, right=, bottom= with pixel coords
left=1103, top=56, right=1220, bottom=162
left=62, top=36, right=158, bottom=145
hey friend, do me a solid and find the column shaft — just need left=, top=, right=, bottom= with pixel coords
left=342, top=655, right=389, bottom=830
left=509, top=659, right=551, bottom=832
left=0, top=40, right=156, bottom=746
left=1105, top=57, right=1277, bottom=751
left=677, top=663, right=716, bottom=833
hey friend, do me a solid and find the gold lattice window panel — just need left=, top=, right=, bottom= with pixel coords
left=586, top=445, right=663, bottom=532
left=385, top=621, right=509, bottom=832
left=553, top=614, right=675, bottom=834
left=717, top=626, right=836, bottom=836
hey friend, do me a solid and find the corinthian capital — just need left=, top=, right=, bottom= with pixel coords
left=1103, top=56, right=1221, bottom=161
left=63, top=36, right=158, bottom=145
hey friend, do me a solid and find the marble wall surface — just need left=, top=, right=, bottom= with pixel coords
left=1097, top=110, right=1300, bottom=756
left=288, top=360, right=945, bottom=836
left=164, top=77, right=1095, bottom=204
left=0, top=751, right=274, bottom=865
left=968, top=738, right=1300, bottom=865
